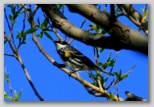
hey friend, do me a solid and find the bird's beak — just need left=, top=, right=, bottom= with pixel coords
left=53, top=40, right=57, bottom=43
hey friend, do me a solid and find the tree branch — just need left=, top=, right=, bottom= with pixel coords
left=117, top=4, right=148, bottom=34
left=4, top=33, right=44, bottom=101
left=39, top=4, right=148, bottom=56
left=15, top=54, right=44, bottom=101
left=4, top=53, right=15, bottom=57
left=66, top=4, right=148, bottom=55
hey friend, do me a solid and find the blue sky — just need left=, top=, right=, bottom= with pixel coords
left=4, top=4, right=148, bottom=101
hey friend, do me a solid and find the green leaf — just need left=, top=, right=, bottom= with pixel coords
left=95, top=73, right=101, bottom=80
left=98, top=62, right=103, bottom=66
left=108, top=60, right=115, bottom=66
left=57, top=4, right=65, bottom=9
left=9, top=14, right=15, bottom=25
left=38, top=31, right=43, bottom=38
left=98, top=48, right=104, bottom=55
left=104, top=76, right=109, bottom=83
left=41, top=18, right=49, bottom=30
left=145, top=11, right=148, bottom=18
left=101, top=29, right=107, bottom=34
left=100, top=76, right=105, bottom=84
left=15, top=90, right=22, bottom=101
left=4, top=91, right=14, bottom=101
left=44, top=31, right=54, bottom=41
left=119, top=69, right=122, bottom=76
left=11, top=7, right=16, bottom=16
left=121, top=74, right=128, bottom=80
left=21, top=41, right=27, bottom=44
left=24, top=28, right=37, bottom=34
left=114, top=69, right=125, bottom=83
left=14, top=90, right=17, bottom=97
left=16, top=30, right=23, bottom=39
left=21, top=33, right=27, bottom=44
left=89, top=23, right=96, bottom=30
left=4, top=72, right=10, bottom=82
left=96, top=25, right=102, bottom=34
left=93, top=4, right=98, bottom=6
left=102, top=63, right=108, bottom=69
left=115, top=8, right=122, bottom=14
left=7, top=4, right=14, bottom=8
left=109, top=92, right=114, bottom=101
left=23, top=33, right=26, bottom=40
left=4, top=77, right=9, bottom=83
left=107, top=55, right=111, bottom=62
left=14, top=11, right=20, bottom=18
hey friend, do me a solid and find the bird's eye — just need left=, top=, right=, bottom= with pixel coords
left=60, top=41, right=68, bottom=44
left=54, top=40, right=68, bottom=44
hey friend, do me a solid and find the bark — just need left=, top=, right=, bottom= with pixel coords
left=39, top=4, right=148, bottom=56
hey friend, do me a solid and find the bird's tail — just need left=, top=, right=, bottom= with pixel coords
left=95, top=67, right=114, bottom=76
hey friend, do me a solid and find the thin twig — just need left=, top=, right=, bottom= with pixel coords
left=108, top=65, right=136, bottom=89
left=4, top=53, right=15, bottom=57
left=116, top=84, right=120, bottom=101
left=94, top=48, right=99, bottom=65
left=15, top=54, right=44, bottom=101
left=109, top=51, right=120, bottom=73
left=69, top=18, right=86, bottom=44
left=51, top=28, right=63, bottom=40
left=114, top=51, right=120, bottom=61
left=117, top=4, right=142, bottom=27
left=5, top=24, right=44, bottom=101
left=80, top=18, right=86, bottom=29
left=4, top=34, right=16, bottom=54
left=125, top=65, right=136, bottom=75
left=104, top=79, right=115, bottom=90
left=4, top=7, right=11, bottom=30
left=5, top=5, right=19, bottom=49
left=86, top=71, right=97, bottom=84
left=116, top=13, right=125, bottom=17
left=5, top=6, right=16, bottom=49
left=45, top=13, right=63, bottom=41
left=5, top=77, right=14, bottom=100
left=20, top=4, right=31, bottom=11
left=32, top=5, right=39, bottom=16
left=10, top=29, right=17, bottom=49
left=103, top=4, right=107, bottom=12
left=17, top=13, right=26, bottom=49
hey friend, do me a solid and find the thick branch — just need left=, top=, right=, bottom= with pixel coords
left=118, top=4, right=148, bottom=33
left=39, top=4, right=148, bottom=55
left=66, top=4, right=148, bottom=55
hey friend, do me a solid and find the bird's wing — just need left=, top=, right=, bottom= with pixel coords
left=66, top=46, right=96, bottom=66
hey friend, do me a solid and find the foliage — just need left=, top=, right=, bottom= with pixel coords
left=4, top=71, right=22, bottom=101
left=4, top=4, right=148, bottom=101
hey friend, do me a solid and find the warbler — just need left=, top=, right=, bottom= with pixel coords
left=54, top=40, right=114, bottom=76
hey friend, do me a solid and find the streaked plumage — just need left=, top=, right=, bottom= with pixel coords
left=54, top=40, right=114, bottom=76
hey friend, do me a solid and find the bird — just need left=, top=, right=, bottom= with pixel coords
left=54, top=40, right=114, bottom=76
left=125, top=91, right=146, bottom=101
